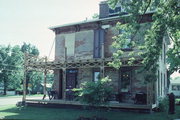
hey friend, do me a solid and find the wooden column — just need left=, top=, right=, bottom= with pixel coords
left=100, top=43, right=105, bottom=78
left=62, top=47, right=67, bottom=100
left=22, top=53, right=27, bottom=102
left=147, top=82, right=153, bottom=105
left=62, top=68, right=66, bottom=100
left=43, top=57, right=47, bottom=96
left=147, top=84, right=149, bottom=105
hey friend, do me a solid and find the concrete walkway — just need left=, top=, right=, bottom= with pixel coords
left=0, top=96, right=42, bottom=106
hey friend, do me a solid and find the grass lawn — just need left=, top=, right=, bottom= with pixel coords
left=0, top=105, right=180, bottom=120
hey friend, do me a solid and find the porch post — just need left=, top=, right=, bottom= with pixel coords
left=100, top=43, right=105, bottom=78
left=62, top=68, right=66, bottom=100
left=22, top=53, right=27, bottom=102
left=147, top=84, right=149, bottom=105
left=62, top=47, right=67, bottom=100
left=42, top=57, right=47, bottom=100
left=147, top=83, right=153, bottom=105
left=43, top=57, right=47, bottom=97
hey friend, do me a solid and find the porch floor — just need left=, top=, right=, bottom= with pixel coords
left=25, top=98, right=156, bottom=111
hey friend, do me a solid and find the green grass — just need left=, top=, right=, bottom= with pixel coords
left=0, top=105, right=180, bottom=120
left=176, top=98, right=180, bottom=104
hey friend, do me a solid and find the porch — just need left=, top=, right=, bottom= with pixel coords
left=23, top=53, right=155, bottom=111
left=25, top=98, right=156, bottom=111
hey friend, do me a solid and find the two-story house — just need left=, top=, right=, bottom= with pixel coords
left=25, top=1, right=170, bottom=109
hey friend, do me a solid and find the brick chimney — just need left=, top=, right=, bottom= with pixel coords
left=99, top=1, right=109, bottom=19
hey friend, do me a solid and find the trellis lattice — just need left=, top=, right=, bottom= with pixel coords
left=25, top=54, right=143, bottom=70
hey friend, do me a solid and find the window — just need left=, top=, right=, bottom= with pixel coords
left=158, top=70, right=160, bottom=96
left=121, top=70, right=131, bottom=92
left=164, top=44, right=166, bottom=63
left=109, top=7, right=121, bottom=16
left=172, top=85, right=180, bottom=91
left=93, top=69, right=100, bottom=82
left=93, top=71, right=100, bottom=82
left=65, top=33, right=75, bottom=56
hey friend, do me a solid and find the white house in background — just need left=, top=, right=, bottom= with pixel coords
left=169, top=77, right=180, bottom=97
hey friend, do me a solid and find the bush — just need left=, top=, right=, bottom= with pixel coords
left=73, top=77, right=113, bottom=106
left=158, top=97, right=169, bottom=112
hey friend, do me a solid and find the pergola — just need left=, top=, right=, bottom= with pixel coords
left=22, top=48, right=154, bottom=105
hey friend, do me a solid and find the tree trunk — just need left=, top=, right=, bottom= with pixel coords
left=3, top=80, right=7, bottom=95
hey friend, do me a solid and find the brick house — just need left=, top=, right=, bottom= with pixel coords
left=48, top=1, right=169, bottom=106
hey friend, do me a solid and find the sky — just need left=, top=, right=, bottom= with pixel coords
left=0, top=0, right=179, bottom=78
left=0, top=0, right=102, bottom=60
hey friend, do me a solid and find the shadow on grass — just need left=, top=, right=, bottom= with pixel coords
left=0, top=105, right=179, bottom=120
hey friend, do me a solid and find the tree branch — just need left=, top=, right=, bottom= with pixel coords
left=131, top=0, right=152, bottom=41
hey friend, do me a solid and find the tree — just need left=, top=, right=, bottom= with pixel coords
left=21, top=42, right=39, bottom=56
left=0, top=45, right=24, bottom=94
left=28, top=71, right=44, bottom=94
left=108, top=0, right=180, bottom=75
left=21, top=42, right=40, bottom=94
left=0, top=43, right=41, bottom=95
left=92, top=13, right=99, bottom=19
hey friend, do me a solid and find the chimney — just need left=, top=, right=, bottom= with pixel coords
left=99, top=1, right=109, bottom=19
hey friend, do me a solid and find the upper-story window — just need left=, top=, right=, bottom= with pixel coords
left=65, top=33, right=75, bottom=56
left=109, top=7, right=121, bottom=17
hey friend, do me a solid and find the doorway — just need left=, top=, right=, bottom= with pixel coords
left=66, top=69, right=78, bottom=100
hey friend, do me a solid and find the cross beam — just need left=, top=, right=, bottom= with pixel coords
left=26, top=57, right=143, bottom=70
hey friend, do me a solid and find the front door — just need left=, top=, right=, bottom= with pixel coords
left=66, top=69, right=78, bottom=100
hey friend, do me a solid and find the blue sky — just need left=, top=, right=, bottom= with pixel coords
left=0, top=0, right=102, bottom=59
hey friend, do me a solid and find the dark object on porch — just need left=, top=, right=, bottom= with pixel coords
left=66, top=89, right=74, bottom=101
left=169, top=92, right=175, bottom=114
left=115, top=92, right=132, bottom=103
left=48, top=90, right=58, bottom=100
left=134, top=92, right=147, bottom=104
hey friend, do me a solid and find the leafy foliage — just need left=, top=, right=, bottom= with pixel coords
left=0, top=43, right=52, bottom=95
left=21, top=42, right=39, bottom=56
left=0, top=45, right=24, bottom=94
left=158, top=96, right=169, bottom=112
left=73, top=77, right=113, bottom=106
left=108, top=0, right=180, bottom=75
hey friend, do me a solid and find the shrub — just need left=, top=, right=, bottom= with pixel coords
left=73, top=77, right=113, bottom=106
left=158, top=97, right=169, bottom=112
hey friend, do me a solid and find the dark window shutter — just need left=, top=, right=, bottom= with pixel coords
left=94, top=29, right=104, bottom=58
left=94, top=30, right=100, bottom=58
